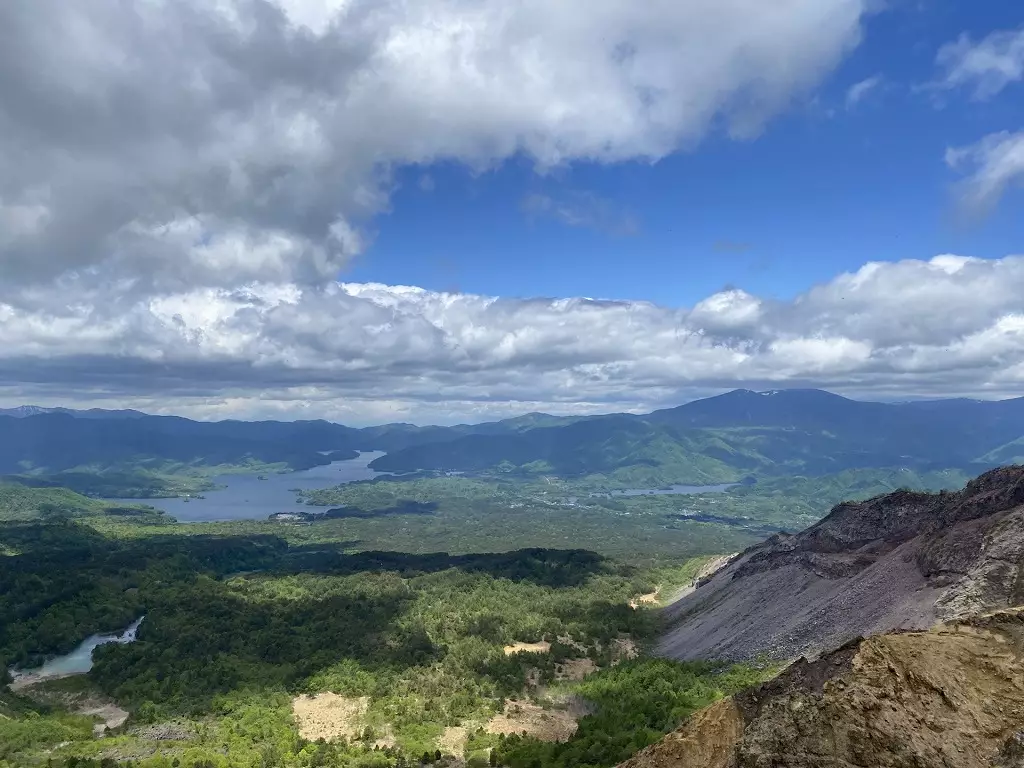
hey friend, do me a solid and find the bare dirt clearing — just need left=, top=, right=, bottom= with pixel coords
left=503, top=640, right=551, bottom=655
left=611, top=637, right=639, bottom=661
left=292, top=693, right=369, bottom=742
left=486, top=699, right=586, bottom=742
left=629, top=590, right=659, bottom=609
left=554, top=657, right=598, bottom=681
left=15, top=679, right=128, bottom=736
left=438, top=725, right=469, bottom=757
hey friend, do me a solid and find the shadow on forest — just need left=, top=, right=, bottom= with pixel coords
left=0, top=520, right=620, bottom=587
left=275, top=499, right=439, bottom=522
left=88, top=568, right=434, bottom=710
left=1, top=521, right=625, bottom=684
left=281, top=544, right=622, bottom=587
left=321, top=499, right=439, bottom=519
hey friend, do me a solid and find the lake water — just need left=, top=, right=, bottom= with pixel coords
left=117, top=451, right=387, bottom=523
left=9, top=616, right=145, bottom=686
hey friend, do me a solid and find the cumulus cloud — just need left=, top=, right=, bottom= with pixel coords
left=946, top=131, right=1024, bottom=216
left=2, top=256, right=1024, bottom=423
left=0, top=0, right=868, bottom=294
left=936, top=26, right=1024, bottom=100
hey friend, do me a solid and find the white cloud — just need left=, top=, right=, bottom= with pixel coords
left=936, top=26, right=1024, bottom=100
left=946, top=131, right=1024, bottom=216
left=0, top=0, right=869, bottom=293
left=689, top=290, right=762, bottom=331
left=3, top=255, right=1024, bottom=423
left=844, top=74, right=882, bottom=108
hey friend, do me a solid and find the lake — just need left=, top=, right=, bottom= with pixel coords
left=9, top=616, right=145, bottom=687
left=117, top=451, right=387, bottom=522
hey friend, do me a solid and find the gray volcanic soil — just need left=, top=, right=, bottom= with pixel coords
left=658, top=466, right=1024, bottom=662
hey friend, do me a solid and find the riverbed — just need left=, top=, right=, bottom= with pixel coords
left=115, top=451, right=387, bottom=522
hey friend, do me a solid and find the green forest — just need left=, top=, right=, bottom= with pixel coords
left=294, top=466, right=969, bottom=555
left=0, top=484, right=775, bottom=768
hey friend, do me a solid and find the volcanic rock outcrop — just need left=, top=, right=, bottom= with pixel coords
left=659, top=466, right=1024, bottom=662
left=622, top=609, right=1024, bottom=768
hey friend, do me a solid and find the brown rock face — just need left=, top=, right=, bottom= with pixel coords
left=659, top=466, right=1024, bottom=662
left=622, top=610, right=1024, bottom=768
left=617, top=698, right=744, bottom=768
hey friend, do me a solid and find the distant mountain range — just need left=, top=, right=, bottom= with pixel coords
left=0, top=405, right=148, bottom=419
left=367, top=389, right=1024, bottom=481
left=3, top=389, right=1024, bottom=484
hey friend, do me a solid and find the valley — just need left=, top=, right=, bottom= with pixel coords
left=1, top=389, right=1022, bottom=768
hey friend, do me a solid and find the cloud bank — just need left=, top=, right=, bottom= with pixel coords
left=2, top=256, right=1023, bottom=424
left=0, top=0, right=867, bottom=296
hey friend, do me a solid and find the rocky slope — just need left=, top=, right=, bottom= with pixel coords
left=658, top=465, right=1024, bottom=662
left=620, top=609, right=1024, bottom=768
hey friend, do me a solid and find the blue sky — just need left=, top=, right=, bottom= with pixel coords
left=352, top=2, right=1024, bottom=307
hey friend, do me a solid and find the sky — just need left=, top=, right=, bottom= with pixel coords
left=0, top=0, right=1023, bottom=425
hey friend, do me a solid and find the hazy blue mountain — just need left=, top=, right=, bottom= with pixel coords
left=4, top=389, right=1024, bottom=484
left=0, top=405, right=148, bottom=419
left=0, top=410, right=554, bottom=476
left=0, top=412, right=357, bottom=474
left=370, top=389, right=1024, bottom=481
